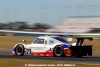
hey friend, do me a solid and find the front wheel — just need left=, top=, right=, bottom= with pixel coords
left=15, top=44, right=24, bottom=56
left=53, top=45, right=65, bottom=57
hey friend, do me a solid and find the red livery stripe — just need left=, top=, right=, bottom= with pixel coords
left=31, top=52, right=54, bottom=56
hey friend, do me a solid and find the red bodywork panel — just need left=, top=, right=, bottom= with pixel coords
left=12, top=49, right=72, bottom=57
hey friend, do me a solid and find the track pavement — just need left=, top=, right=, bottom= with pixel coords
left=0, top=49, right=100, bottom=64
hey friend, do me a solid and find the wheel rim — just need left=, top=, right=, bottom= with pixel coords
left=17, top=47, right=22, bottom=53
left=55, top=47, right=62, bottom=55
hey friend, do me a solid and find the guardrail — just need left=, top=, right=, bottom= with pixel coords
left=0, top=30, right=100, bottom=38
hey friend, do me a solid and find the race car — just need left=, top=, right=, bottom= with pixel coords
left=12, top=35, right=93, bottom=57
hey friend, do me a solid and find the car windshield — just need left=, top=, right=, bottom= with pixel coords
left=33, top=38, right=44, bottom=44
left=52, top=37, right=69, bottom=43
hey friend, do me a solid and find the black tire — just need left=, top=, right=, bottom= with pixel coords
left=15, top=44, right=24, bottom=56
left=53, top=45, right=65, bottom=57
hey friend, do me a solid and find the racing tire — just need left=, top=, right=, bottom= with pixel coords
left=15, top=44, right=24, bottom=56
left=53, top=45, right=65, bottom=57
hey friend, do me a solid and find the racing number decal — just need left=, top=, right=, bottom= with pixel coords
left=25, top=49, right=31, bottom=54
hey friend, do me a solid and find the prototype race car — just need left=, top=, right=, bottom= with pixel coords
left=12, top=35, right=93, bottom=57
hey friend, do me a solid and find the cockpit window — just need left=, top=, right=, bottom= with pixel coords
left=33, top=38, right=44, bottom=44
left=52, top=37, right=69, bottom=43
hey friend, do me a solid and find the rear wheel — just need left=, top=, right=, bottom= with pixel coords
left=53, top=45, right=65, bottom=57
left=15, top=44, right=24, bottom=56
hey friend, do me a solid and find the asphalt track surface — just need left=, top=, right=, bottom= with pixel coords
left=0, top=49, right=100, bottom=64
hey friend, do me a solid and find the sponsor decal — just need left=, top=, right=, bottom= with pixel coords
left=34, top=54, right=37, bottom=56
left=40, top=54, right=44, bottom=56
left=67, top=49, right=70, bottom=53
left=32, top=47, right=43, bottom=50
left=50, top=48, right=53, bottom=51
left=49, top=40, right=54, bottom=44
left=46, top=48, right=53, bottom=52
left=47, top=54, right=49, bottom=56
left=25, top=49, right=31, bottom=55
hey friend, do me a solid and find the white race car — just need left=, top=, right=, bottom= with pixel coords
left=12, top=35, right=92, bottom=57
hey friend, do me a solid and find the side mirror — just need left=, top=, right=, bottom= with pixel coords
left=22, top=40, right=27, bottom=44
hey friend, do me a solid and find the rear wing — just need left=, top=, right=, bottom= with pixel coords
left=58, top=34, right=93, bottom=46
left=75, top=37, right=93, bottom=46
left=76, top=37, right=93, bottom=41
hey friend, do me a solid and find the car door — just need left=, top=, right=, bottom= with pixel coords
left=30, top=38, right=45, bottom=52
left=44, top=39, right=55, bottom=52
